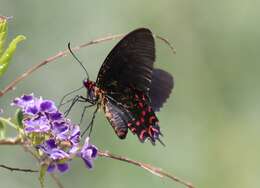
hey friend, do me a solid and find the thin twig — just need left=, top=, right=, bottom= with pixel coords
left=0, top=34, right=124, bottom=97
left=0, top=137, right=192, bottom=188
left=22, top=143, right=64, bottom=188
left=0, top=137, right=22, bottom=145
left=50, top=174, right=64, bottom=188
left=0, top=138, right=64, bottom=188
left=0, top=164, right=38, bottom=172
left=21, top=143, right=40, bottom=162
left=98, top=150, right=194, bottom=188
left=0, top=32, right=175, bottom=97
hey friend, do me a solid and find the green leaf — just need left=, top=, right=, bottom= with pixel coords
left=0, top=120, right=6, bottom=139
left=0, top=19, right=8, bottom=56
left=39, top=164, right=47, bottom=188
left=15, top=109, right=24, bottom=129
left=0, top=35, right=26, bottom=78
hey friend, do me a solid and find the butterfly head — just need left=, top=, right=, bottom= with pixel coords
left=83, top=79, right=97, bottom=101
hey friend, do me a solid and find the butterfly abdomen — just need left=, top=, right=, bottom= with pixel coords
left=103, top=97, right=130, bottom=139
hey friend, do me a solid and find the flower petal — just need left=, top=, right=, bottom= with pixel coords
left=57, top=163, right=69, bottom=173
left=48, top=111, right=63, bottom=121
left=23, top=115, right=50, bottom=133
left=25, top=105, right=39, bottom=115
left=82, top=157, right=93, bottom=169
left=79, top=137, right=98, bottom=169
left=70, top=125, right=80, bottom=145
left=12, top=94, right=35, bottom=108
left=47, top=163, right=56, bottom=173
left=89, top=145, right=98, bottom=158
left=40, top=100, right=56, bottom=112
left=50, top=149, right=70, bottom=160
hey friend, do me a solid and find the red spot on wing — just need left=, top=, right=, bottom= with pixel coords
left=149, top=116, right=156, bottom=124
left=131, top=127, right=136, bottom=133
left=148, top=126, right=153, bottom=137
left=126, top=90, right=162, bottom=144
left=139, top=130, right=147, bottom=141
left=138, top=102, right=144, bottom=108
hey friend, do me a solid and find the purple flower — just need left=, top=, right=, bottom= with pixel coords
left=12, top=94, right=61, bottom=134
left=47, top=163, right=69, bottom=173
left=12, top=94, right=99, bottom=173
left=48, top=111, right=63, bottom=121
left=51, top=121, right=80, bottom=146
left=12, top=94, right=56, bottom=117
left=23, top=115, right=50, bottom=133
left=38, top=139, right=70, bottom=160
left=38, top=139, right=71, bottom=173
left=52, top=121, right=69, bottom=139
left=12, top=94, right=34, bottom=108
left=12, top=94, right=42, bottom=115
left=40, top=100, right=57, bottom=113
left=78, top=137, right=98, bottom=169
left=70, top=125, right=80, bottom=145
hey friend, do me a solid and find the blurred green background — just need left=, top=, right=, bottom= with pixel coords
left=1, top=0, right=260, bottom=188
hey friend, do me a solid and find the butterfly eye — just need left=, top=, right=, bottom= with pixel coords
left=83, top=79, right=89, bottom=88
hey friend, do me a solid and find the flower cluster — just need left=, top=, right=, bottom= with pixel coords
left=12, top=94, right=98, bottom=173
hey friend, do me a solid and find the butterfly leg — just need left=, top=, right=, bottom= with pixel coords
left=62, top=94, right=97, bottom=117
left=78, top=95, right=97, bottom=105
left=79, top=103, right=96, bottom=126
left=58, top=86, right=84, bottom=109
left=81, top=104, right=99, bottom=137
left=64, top=95, right=81, bottom=117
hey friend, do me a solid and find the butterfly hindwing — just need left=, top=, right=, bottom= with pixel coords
left=150, top=69, right=174, bottom=111
left=104, top=88, right=162, bottom=144
left=126, top=90, right=161, bottom=144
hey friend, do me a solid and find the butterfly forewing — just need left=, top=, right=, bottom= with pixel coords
left=96, top=28, right=155, bottom=93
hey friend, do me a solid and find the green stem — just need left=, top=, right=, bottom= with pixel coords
left=0, top=117, right=22, bottom=132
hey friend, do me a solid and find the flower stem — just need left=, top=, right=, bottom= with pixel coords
left=0, top=117, right=18, bottom=129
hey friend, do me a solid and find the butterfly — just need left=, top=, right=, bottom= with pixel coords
left=79, top=28, right=174, bottom=145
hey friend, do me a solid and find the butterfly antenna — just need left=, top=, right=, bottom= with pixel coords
left=154, top=34, right=176, bottom=54
left=68, top=42, right=90, bottom=80
left=58, top=86, right=84, bottom=109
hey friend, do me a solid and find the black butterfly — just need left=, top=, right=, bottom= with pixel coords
left=69, top=28, right=174, bottom=145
